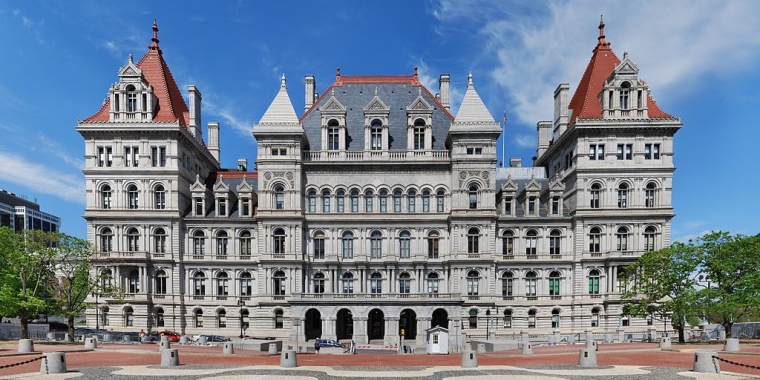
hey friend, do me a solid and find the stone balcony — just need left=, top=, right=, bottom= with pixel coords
left=302, top=149, right=450, bottom=163
left=289, top=292, right=461, bottom=304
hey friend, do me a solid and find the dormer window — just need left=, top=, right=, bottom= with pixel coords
left=619, top=81, right=630, bottom=110
left=413, top=119, right=425, bottom=150
left=370, top=119, right=383, bottom=150
left=126, top=85, right=138, bottom=112
left=194, top=197, right=204, bottom=216
left=217, top=197, right=227, bottom=216
left=328, top=120, right=340, bottom=150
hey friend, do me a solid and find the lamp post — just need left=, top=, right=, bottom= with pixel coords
left=237, top=299, right=245, bottom=338
left=95, top=292, right=99, bottom=331
left=485, top=309, right=491, bottom=340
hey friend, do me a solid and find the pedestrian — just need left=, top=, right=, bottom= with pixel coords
left=314, top=339, right=320, bottom=354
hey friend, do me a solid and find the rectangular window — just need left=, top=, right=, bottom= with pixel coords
left=528, top=197, right=536, bottom=215
left=474, top=148, right=482, bottom=154
left=589, top=145, right=596, bottom=160
left=504, top=197, right=512, bottom=215
left=616, top=144, right=624, bottom=160
left=589, top=278, right=600, bottom=294
left=337, top=196, right=344, bottom=213
left=379, top=196, right=387, bottom=213
left=97, top=146, right=113, bottom=167
left=399, top=279, right=411, bottom=294
left=551, top=197, right=560, bottom=214
left=370, top=279, right=382, bottom=294
left=502, top=278, right=513, bottom=296
left=466, top=147, right=474, bottom=154
left=351, top=195, right=358, bottom=213
left=625, top=144, right=632, bottom=160
left=124, top=146, right=139, bottom=167
left=323, top=197, right=330, bottom=213
left=644, top=144, right=652, bottom=159
left=195, top=199, right=203, bottom=216
left=314, top=238, right=324, bottom=260
left=408, top=197, right=415, bottom=213
left=597, top=144, right=604, bottom=160
left=427, top=279, right=439, bottom=293
left=218, top=198, right=227, bottom=216
left=365, top=197, right=373, bottom=213
left=241, top=198, right=250, bottom=216
left=342, top=278, right=354, bottom=294
left=428, top=237, right=439, bottom=259
left=653, top=143, right=660, bottom=159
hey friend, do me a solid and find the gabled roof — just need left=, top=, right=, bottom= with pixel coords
left=454, top=73, right=495, bottom=123
left=84, top=20, right=190, bottom=125
left=257, top=74, right=300, bottom=125
left=568, top=18, right=671, bottom=123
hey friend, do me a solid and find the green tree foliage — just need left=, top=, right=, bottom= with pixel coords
left=622, top=241, right=702, bottom=342
left=695, top=231, right=760, bottom=337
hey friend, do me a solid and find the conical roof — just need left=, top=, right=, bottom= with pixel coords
left=257, top=74, right=300, bottom=125
left=454, top=73, right=496, bottom=123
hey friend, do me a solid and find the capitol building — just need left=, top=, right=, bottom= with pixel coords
left=77, top=19, right=680, bottom=349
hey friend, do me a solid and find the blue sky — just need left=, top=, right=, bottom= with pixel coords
left=1, top=0, right=758, bottom=241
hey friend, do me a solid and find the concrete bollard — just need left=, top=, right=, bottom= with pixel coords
left=179, top=336, right=189, bottom=345
left=18, top=339, right=35, bottom=353
left=268, top=343, right=279, bottom=354
left=161, top=348, right=180, bottom=367
left=40, top=352, right=66, bottom=374
left=521, top=341, right=533, bottom=355
left=585, top=339, right=597, bottom=351
left=461, top=349, right=478, bottom=368
left=280, top=349, right=297, bottom=368
left=123, top=334, right=132, bottom=343
left=578, top=348, right=597, bottom=367
left=46, top=332, right=56, bottom=341
left=84, top=337, right=97, bottom=349
left=567, top=335, right=576, bottom=345
left=159, top=338, right=171, bottom=351
left=223, top=342, right=234, bottom=354
left=693, top=350, right=720, bottom=374
left=723, top=338, right=740, bottom=352
left=659, top=336, right=671, bottom=349
left=198, top=336, right=207, bottom=345
left=548, top=335, right=556, bottom=345
left=476, top=343, right=486, bottom=353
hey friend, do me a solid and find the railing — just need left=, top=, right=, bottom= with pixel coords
left=292, top=292, right=460, bottom=301
left=303, top=149, right=450, bottom=162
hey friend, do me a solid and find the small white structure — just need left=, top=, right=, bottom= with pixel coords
left=426, top=326, right=449, bottom=354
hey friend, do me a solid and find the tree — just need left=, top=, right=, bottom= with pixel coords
left=622, top=241, right=702, bottom=343
left=694, top=231, right=760, bottom=338
left=0, top=227, right=58, bottom=338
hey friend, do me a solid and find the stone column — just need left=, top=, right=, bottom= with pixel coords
left=353, top=317, right=368, bottom=344
left=322, top=317, right=337, bottom=340
left=288, top=317, right=302, bottom=345
left=386, top=317, right=400, bottom=346
left=416, top=317, right=430, bottom=346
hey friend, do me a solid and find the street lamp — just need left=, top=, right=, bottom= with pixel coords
left=237, top=299, right=245, bottom=338
left=95, top=292, right=99, bottom=331
left=485, top=309, right=491, bottom=340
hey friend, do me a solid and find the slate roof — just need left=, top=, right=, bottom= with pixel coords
left=301, top=71, right=454, bottom=151
left=189, top=171, right=258, bottom=218
left=568, top=18, right=671, bottom=123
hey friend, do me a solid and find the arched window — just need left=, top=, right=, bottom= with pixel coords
left=590, top=183, right=601, bottom=208
left=468, top=309, right=478, bottom=328
left=341, top=231, right=354, bottom=259
left=313, top=231, right=325, bottom=260
left=589, top=269, right=601, bottom=295
left=274, top=186, right=284, bottom=209
left=617, top=183, right=628, bottom=208
left=101, top=306, right=110, bottom=327
left=370, top=230, right=382, bottom=259
left=350, top=189, right=359, bottom=213
left=427, top=272, right=439, bottom=294
left=413, top=118, right=426, bottom=150
left=525, top=229, right=538, bottom=255
left=398, top=230, right=411, bottom=259
left=322, top=190, right=331, bottom=213
left=124, top=306, right=134, bottom=327
left=549, top=229, right=561, bottom=255
left=273, top=271, right=286, bottom=296
left=328, top=119, right=340, bottom=150
left=436, top=189, right=445, bottom=212
left=128, top=269, right=139, bottom=293
left=525, top=272, right=537, bottom=297
left=549, top=271, right=561, bottom=296
left=502, top=230, right=514, bottom=256
left=308, top=190, right=316, bottom=213
left=313, top=272, right=325, bottom=294
left=645, top=182, right=657, bottom=207
left=552, top=309, right=561, bottom=328
left=273, top=228, right=285, bottom=254
left=467, top=228, right=479, bottom=254
left=193, top=230, right=206, bottom=256
left=365, top=189, right=374, bottom=213
left=127, top=184, right=139, bottom=209
left=502, top=272, right=514, bottom=297
left=427, top=231, right=439, bottom=259
left=195, top=309, right=203, bottom=328
left=466, top=270, right=479, bottom=296
left=589, top=227, right=601, bottom=253
left=616, top=227, right=629, bottom=252
left=193, top=272, right=206, bottom=296
left=218, top=309, right=227, bottom=328
left=274, top=309, right=284, bottom=329
left=370, top=272, right=383, bottom=294
left=407, top=189, right=416, bottom=212
left=127, top=228, right=140, bottom=252
left=393, top=189, right=402, bottom=212
left=216, top=272, right=229, bottom=297
left=216, top=230, right=228, bottom=257
left=154, top=184, right=165, bottom=209
left=154, top=269, right=167, bottom=295
left=239, top=230, right=252, bottom=257
left=99, top=227, right=113, bottom=253
left=503, top=309, right=512, bottom=328
left=341, top=272, right=354, bottom=294
left=422, top=190, right=431, bottom=213
left=101, top=185, right=112, bottom=209
left=240, top=272, right=252, bottom=297
left=336, top=189, right=345, bottom=213
left=528, top=309, right=537, bottom=328
left=620, top=81, right=630, bottom=110
left=379, top=189, right=388, bottom=212
left=126, top=84, right=138, bottom=112
left=370, top=119, right=382, bottom=150
left=468, top=185, right=478, bottom=209
left=644, top=226, right=657, bottom=252
left=398, top=272, right=411, bottom=294
left=155, top=307, right=165, bottom=327
left=153, top=228, right=166, bottom=254
left=591, top=307, right=601, bottom=327
left=100, top=269, right=113, bottom=289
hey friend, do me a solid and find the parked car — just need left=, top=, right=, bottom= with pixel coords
left=157, top=330, right=181, bottom=342
left=315, top=338, right=342, bottom=348
left=195, top=334, right=231, bottom=343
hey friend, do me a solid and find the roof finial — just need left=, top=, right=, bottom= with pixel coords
left=468, top=72, right=473, bottom=87
left=149, top=19, right=161, bottom=52
left=374, top=87, right=378, bottom=96
left=336, top=66, right=341, bottom=79
left=281, top=73, right=286, bottom=88
left=414, top=66, right=418, bottom=78
left=128, top=54, right=133, bottom=63
left=597, top=15, right=609, bottom=49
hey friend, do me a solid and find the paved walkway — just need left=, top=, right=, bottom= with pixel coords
left=1, top=341, right=758, bottom=379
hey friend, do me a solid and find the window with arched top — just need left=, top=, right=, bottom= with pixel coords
left=422, top=189, right=431, bottom=213
left=195, top=309, right=203, bottom=328
left=407, top=189, right=416, bottom=212
left=379, top=189, right=388, bottom=212
left=591, top=307, right=601, bottom=327
left=502, top=230, right=514, bottom=256
left=341, top=272, right=354, bottom=294
left=413, top=118, right=426, bottom=150
left=589, top=227, right=601, bottom=253
left=193, top=230, right=205, bottom=256
left=371, top=119, right=383, bottom=150
left=393, top=189, right=402, bottom=212
left=552, top=309, right=561, bottom=328
left=436, top=189, right=445, bottom=212
left=398, top=230, right=411, bottom=259
left=155, top=307, right=165, bottom=327
left=549, top=229, right=561, bottom=255
left=101, top=185, right=112, bottom=209
left=124, top=306, right=134, bottom=327
left=101, top=269, right=113, bottom=289
left=342, top=231, right=354, bottom=259
left=274, top=186, right=284, bottom=209
left=336, top=189, right=345, bottom=213
left=328, top=119, right=340, bottom=150
left=217, top=309, right=227, bottom=328
left=620, top=81, right=631, bottom=110
left=502, top=272, right=514, bottom=297
left=427, top=231, right=439, bottom=259
left=617, top=183, right=628, bottom=208
left=216, top=272, right=229, bottom=296
left=549, top=271, right=561, bottom=296
left=503, top=309, right=512, bottom=328
left=467, top=228, right=480, bottom=254
left=216, top=230, right=228, bottom=256
left=370, top=272, right=383, bottom=294
left=525, top=271, right=537, bottom=297
left=127, top=184, right=139, bottom=209
left=193, top=272, right=206, bottom=296
left=645, top=182, right=657, bottom=207
left=616, top=227, right=629, bottom=252
left=468, top=185, right=478, bottom=209
left=128, top=269, right=139, bottom=293
left=644, top=226, right=657, bottom=252
left=350, top=189, right=359, bottom=213
left=398, top=272, right=411, bottom=294
left=99, top=227, right=113, bottom=253
left=154, top=269, right=167, bottom=295
left=528, top=309, right=537, bottom=328
left=313, top=272, right=325, bottom=294
left=468, top=308, right=478, bottom=328
left=239, top=230, right=252, bottom=257
left=466, top=270, right=479, bottom=296
left=127, top=228, right=140, bottom=252
left=313, top=231, right=325, bottom=260
left=590, top=183, right=601, bottom=208
left=153, top=228, right=166, bottom=254
left=274, top=309, right=284, bottom=329
left=525, top=229, right=538, bottom=255
left=427, top=272, right=440, bottom=293
left=365, top=189, right=374, bottom=213
left=154, top=184, right=165, bottom=209
left=589, top=269, right=601, bottom=295
left=370, top=230, right=383, bottom=259
left=273, top=228, right=285, bottom=254
left=273, top=271, right=286, bottom=296
left=322, top=190, right=331, bottom=213
left=308, top=190, right=316, bottom=213
left=239, top=272, right=252, bottom=297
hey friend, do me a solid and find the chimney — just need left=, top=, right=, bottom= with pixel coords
left=553, top=83, right=569, bottom=137
left=509, top=158, right=522, bottom=168
left=207, top=122, right=220, bottom=162
left=438, top=74, right=450, bottom=110
left=237, top=158, right=248, bottom=172
left=305, top=74, right=316, bottom=111
left=536, top=121, right=552, bottom=159
left=188, top=85, right=203, bottom=141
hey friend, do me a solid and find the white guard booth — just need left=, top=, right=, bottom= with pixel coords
left=426, top=326, right=449, bottom=354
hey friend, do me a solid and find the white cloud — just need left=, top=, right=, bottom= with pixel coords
left=0, top=150, right=84, bottom=205
left=431, top=0, right=760, bottom=126
left=674, top=229, right=712, bottom=244
left=514, top=134, right=534, bottom=149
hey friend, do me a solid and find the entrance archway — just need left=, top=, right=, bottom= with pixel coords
left=399, top=309, right=417, bottom=339
left=431, top=308, right=449, bottom=329
left=368, top=309, right=385, bottom=340
left=336, top=309, right=353, bottom=340
left=305, top=308, right=322, bottom=340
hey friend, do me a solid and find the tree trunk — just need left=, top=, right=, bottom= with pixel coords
left=67, top=315, right=75, bottom=343
left=677, top=326, right=686, bottom=343
left=20, top=308, right=29, bottom=339
left=723, top=321, right=732, bottom=338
